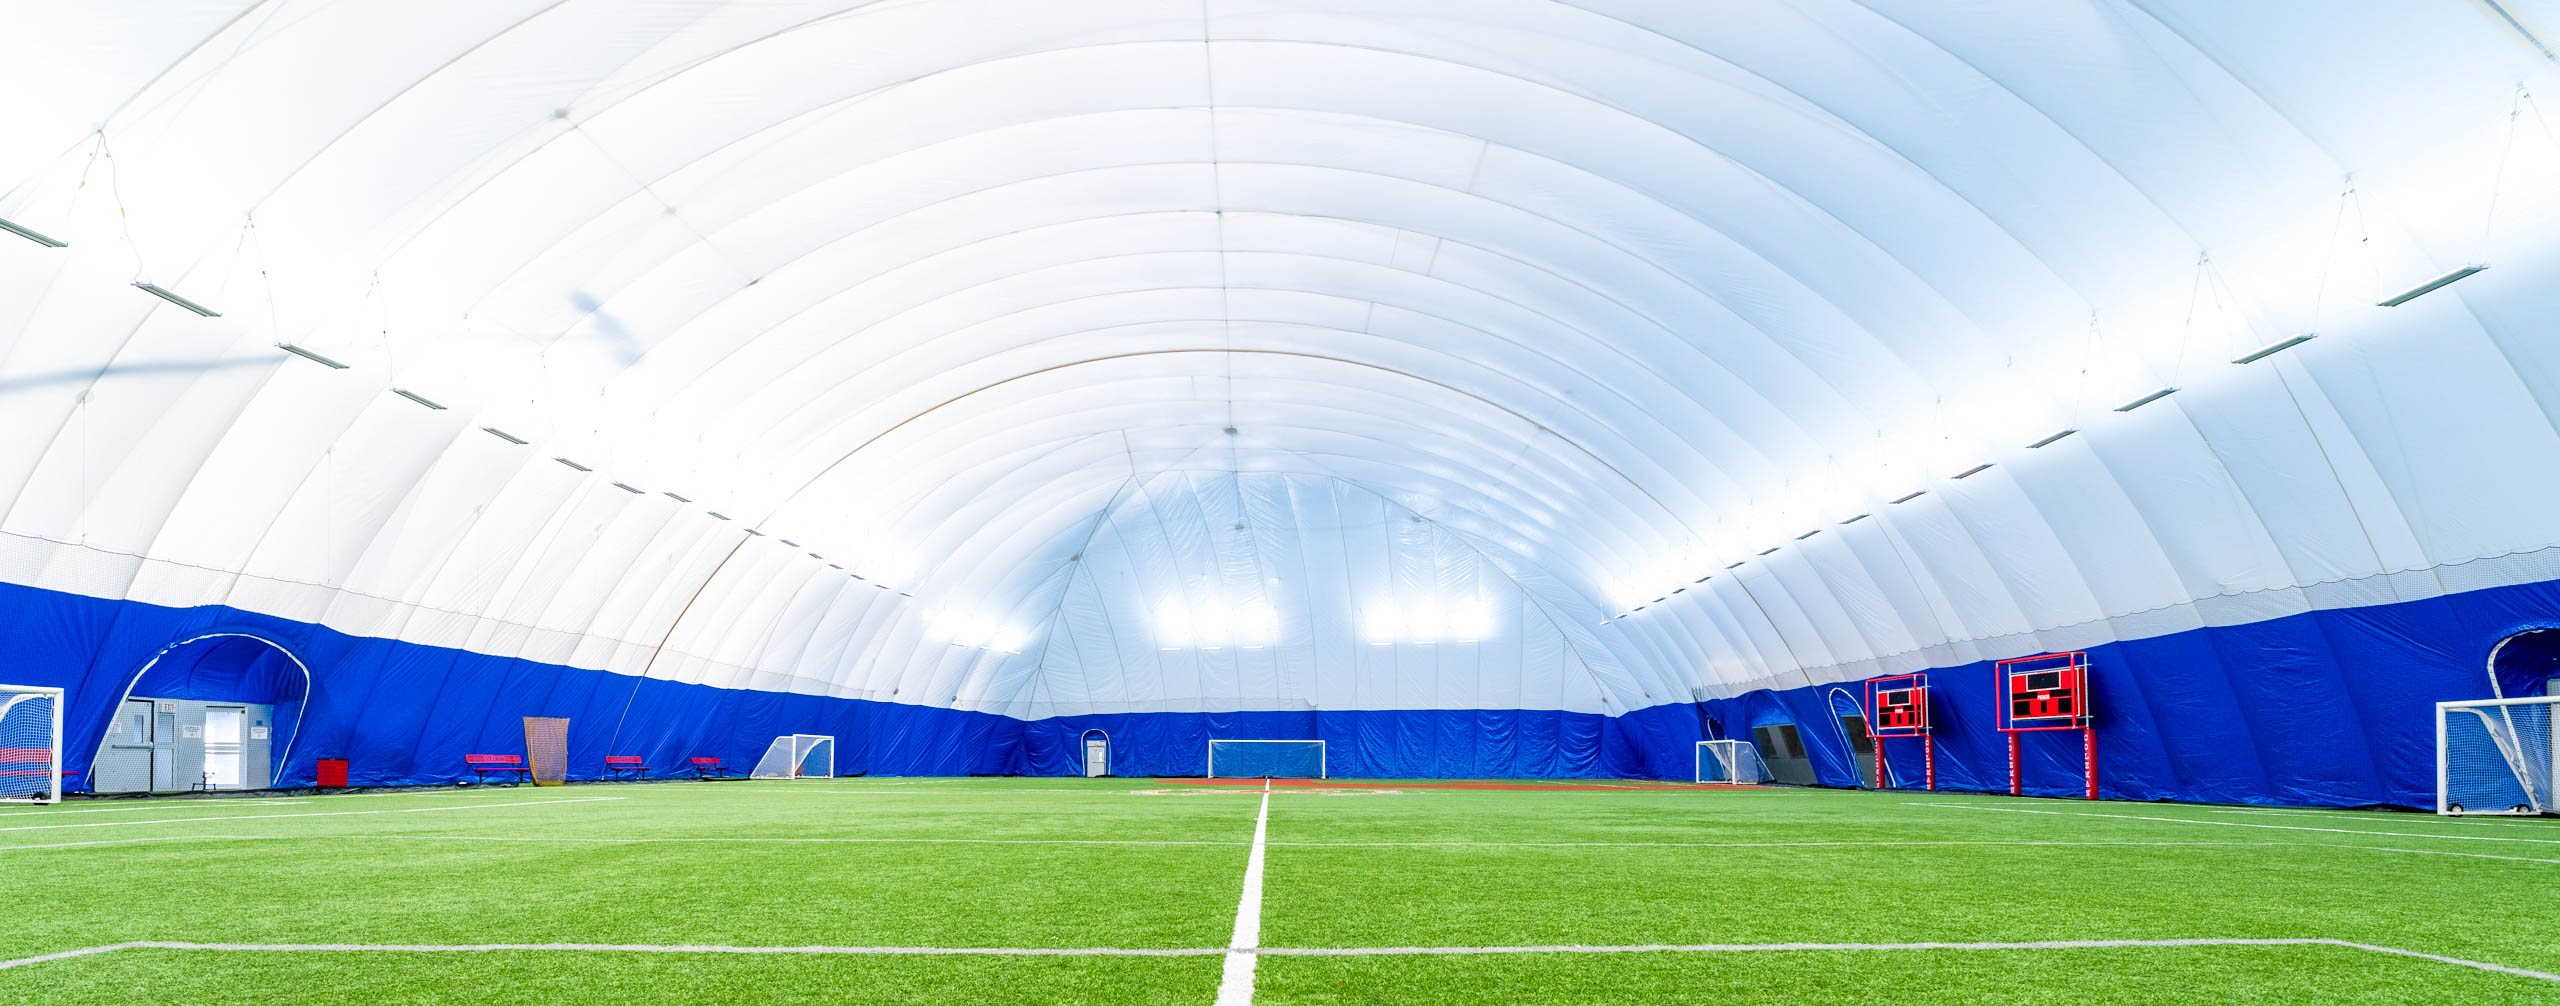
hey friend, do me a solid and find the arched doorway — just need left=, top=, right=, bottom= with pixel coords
left=2488, top=629, right=2560, bottom=700
left=1079, top=729, right=1110, bottom=778
left=1827, top=686, right=1876, bottom=789
left=90, top=633, right=311, bottom=793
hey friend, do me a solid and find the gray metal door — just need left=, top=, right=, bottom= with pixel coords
left=92, top=699, right=156, bottom=793
left=1083, top=737, right=1107, bottom=777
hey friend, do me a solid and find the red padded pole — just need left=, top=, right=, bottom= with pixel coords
left=2008, top=732, right=2021, bottom=796
left=2083, top=726, right=2097, bottom=800
left=1925, top=737, right=1936, bottom=791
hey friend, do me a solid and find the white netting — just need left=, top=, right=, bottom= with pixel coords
left=2441, top=699, right=2556, bottom=816
left=752, top=734, right=835, bottom=779
left=1207, top=740, right=1326, bottom=778
left=0, top=687, right=62, bottom=804
left=1696, top=739, right=1771, bottom=785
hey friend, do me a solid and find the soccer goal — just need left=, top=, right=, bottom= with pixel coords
left=0, top=685, right=63, bottom=805
left=1207, top=739, right=1326, bottom=779
left=1696, top=739, right=1771, bottom=784
left=750, top=734, right=836, bottom=780
left=2439, top=696, right=2556, bottom=816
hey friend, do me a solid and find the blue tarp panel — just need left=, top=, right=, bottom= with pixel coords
left=3, top=572, right=2555, bottom=808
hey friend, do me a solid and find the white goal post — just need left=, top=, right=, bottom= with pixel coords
left=750, top=734, right=836, bottom=780
left=2439, top=696, right=2556, bottom=816
left=1696, top=739, right=1771, bottom=785
left=0, top=685, right=63, bottom=805
left=1206, top=739, right=1327, bottom=779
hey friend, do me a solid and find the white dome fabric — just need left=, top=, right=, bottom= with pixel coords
left=2, top=1, right=2557, bottom=795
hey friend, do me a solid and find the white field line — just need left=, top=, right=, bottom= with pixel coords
left=9, top=835, right=2558, bottom=866
left=1906, top=802, right=2560, bottom=845
left=0, top=801, right=309, bottom=816
left=1215, top=779, right=1273, bottom=1006
left=2, top=937, right=2553, bottom=984
left=0, top=798, right=621, bottom=833
left=2211, top=808, right=2560, bottom=829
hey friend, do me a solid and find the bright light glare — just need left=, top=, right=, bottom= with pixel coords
left=1365, top=597, right=1491, bottom=643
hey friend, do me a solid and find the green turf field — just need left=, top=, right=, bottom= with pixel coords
left=3, top=778, right=2557, bottom=1004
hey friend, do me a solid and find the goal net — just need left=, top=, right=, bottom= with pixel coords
left=750, top=734, right=836, bottom=780
left=1696, top=739, right=1771, bottom=785
left=2440, top=697, right=2556, bottom=816
left=1207, top=739, right=1325, bottom=779
left=0, top=685, right=62, bottom=804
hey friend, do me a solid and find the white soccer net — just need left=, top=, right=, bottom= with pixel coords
left=750, top=734, right=836, bottom=780
left=0, top=685, right=63, bottom=805
left=1207, top=739, right=1326, bottom=779
left=2440, top=697, right=2556, bottom=816
left=1696, top=739, right=1771, bottom=785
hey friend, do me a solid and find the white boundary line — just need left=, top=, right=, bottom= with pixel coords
left=1215, top=779, right=1272, bottom=1006
left=0, top=798, right=622, bottom=833
left=2, top=937, right=2553, bottom=983
left=1906, top=802, right=2560, bottom=844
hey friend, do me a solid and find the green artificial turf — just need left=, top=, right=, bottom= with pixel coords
left=2, top=779, right=2557, bottom=1003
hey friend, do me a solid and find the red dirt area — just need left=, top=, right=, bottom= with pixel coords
left=1154, top=778, right=1757, bottom=791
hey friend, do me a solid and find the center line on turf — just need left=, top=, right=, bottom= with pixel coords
left=1215, top=779, right=1272, bottom=1006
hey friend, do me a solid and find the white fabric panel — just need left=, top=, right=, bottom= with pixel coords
left=0, top=1, right=2555, bottom=714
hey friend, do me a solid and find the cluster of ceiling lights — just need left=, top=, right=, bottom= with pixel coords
left=1157, top=598, right=1280, bottom=651
left=1362, top=598, right=1493, bottom=645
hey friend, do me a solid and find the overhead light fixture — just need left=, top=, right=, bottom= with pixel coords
left=1839, top=513, right=1869, bottom=524
left=744, top=529, right=764, bottom=536
left=1726, top=561, right=1746, bottom=569
left=828, top=563, right=843, bottom=570
left=1693, top=573, right=1712, bottom=583
left=808, top=553, right=824, bottom=560
left=2027, top=429, right=2076, bottom=449
left=1891, top=490, right=1927, bottom=504
left=554, top=457, right=590, bottom=472
left=2114, top=387, right=2179, bottom=412
left=277, top=344, right=349, bottom=369
left=1953, top=463, right=1994, bottom=479
left=1653, top=596, right=1669, bottom=604
left=663, top=492, right=690, bottom=502
left=391, top=388, right=444, bottom=410
left=779, top=540, right=798, bottom=547
left=0, top=217, right=66, bottom=247
left=1757, top=546, right=1780, bottom=556
left=707, top=511, right=731, bottom=521
left=482, top=427, right=527, bottom=445
left=2231, top=333, right=2316, bottom=365
left=2377, top=264, right=2485, bottom=307
left=133, top=282, right=219, bottom=317
left=1671, top=587, right=1686, bottom=594
left=610, top=482, right=643, bottom=494
left=1796, top=529, right=1821, bottom=540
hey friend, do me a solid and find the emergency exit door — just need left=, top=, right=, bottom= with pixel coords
left=93, top=699, right=167, bottom=793
left=1083, top=736, right=1108, bottom=777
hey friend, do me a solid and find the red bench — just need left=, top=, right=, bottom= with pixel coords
left=464, top=753, right=529, bottom=783
left=689, top=756, right=732, bottom=779
left=602, top=755, right=649, bottom=780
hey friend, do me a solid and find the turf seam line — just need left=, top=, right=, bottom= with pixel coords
left=4, top=938, right=2554, bottom=983
left=1215, top=779, right=1272, bottom=1006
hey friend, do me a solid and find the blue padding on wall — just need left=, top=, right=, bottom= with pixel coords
left=1, top=571, right=2550, bottom=807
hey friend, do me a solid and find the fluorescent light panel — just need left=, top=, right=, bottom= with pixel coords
left=277, top=344, right=348, bottom=369
left=391, top=388, right=444, bottom=409
left=1839, top=513, right=1869, bottom=524
left=2231, top=333, right=2316, bottom=365
left=482, top=427, right=526, bottom=444
left=553, top=457, right=590, bottom=472
left=610, top=482, right=643, bottom=494
left=2114, top=387, right=2179, bottom=412
left=1757, top=546, right=1780, bottom=556
left=1796, top=528, right=1821, bottom=540
left=1891, top=490, right=1927, bottom=504
left=663, top=492, right=690, bottom=502
left=2027, top=428, right=2076, bottom=449
left=2376, top=264, right=2485, bottom=307
left=708, top=512, right=731, bottom=521
left=1953, top=463, right=1994, bottom=479
left=0, top=217, right=67, bottom=247
left=133, top=282, right=219, bottom=317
